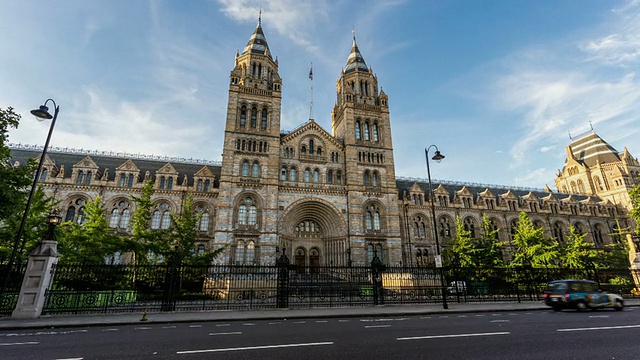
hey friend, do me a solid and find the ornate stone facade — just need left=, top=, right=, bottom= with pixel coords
left=9, top=21, right=633, bottom=267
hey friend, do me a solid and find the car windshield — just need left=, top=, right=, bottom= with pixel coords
left=547, top=282, right=568, bottom=293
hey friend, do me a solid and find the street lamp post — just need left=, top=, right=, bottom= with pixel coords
left=425, top=145, right=448, bottom=310
left=0, top=99, right=59, bottom=298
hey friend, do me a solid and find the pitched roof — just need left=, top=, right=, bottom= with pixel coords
left=568, top=131, right=620, bottom=167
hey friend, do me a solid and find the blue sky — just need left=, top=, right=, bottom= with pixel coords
left=3, top=0, right=640, bottom=189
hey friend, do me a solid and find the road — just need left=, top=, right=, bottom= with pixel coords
left=1, top=308, right=639, bottom=360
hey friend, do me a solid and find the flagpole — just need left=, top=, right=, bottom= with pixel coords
left=309, top=62, right=314, bottom=121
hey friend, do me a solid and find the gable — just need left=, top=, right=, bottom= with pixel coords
left=156, top=163, right=179, bottom=175
left=281, top=120, right=344, bottom=149
left=115, top=159, right=140, bottom=172
left=73, top=156, right=99, bottom=170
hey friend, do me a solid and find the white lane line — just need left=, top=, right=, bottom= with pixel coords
left=438, top=316, right=449, bottom=318
left=365, top=325, right=391, bottom=329
left=475, top=314, right=486, bottom=317
left=588, top=315, right=609, bottom=318
left=189, top=325, right=202, bottom=328
left=162, top=326, right=177, bottom=329
left=268, top=322, right=281, bottom=325
left=398, top=332, right=510, bottom=341
left=0, top=341, right=39, bottom=346
left=135, top=327, right=152, bottom=330
left=242, top=323, right=255, bottom=326
left=292, top=321, right=306, bottom=324
left=209, top=332, right=242, bottom=336
left=316, top=320, right=328, bottom=323
left=102, top=329, right=119, bottom=332
left=176, top=341, right=334, bottom=354
left=216, top=324, right=231, bottom=327
left=557, top=324, right=640, bottom=332
left=338, top=319, right=350, bottom=322
left=457, top=315, right=467, bottom=318
left=420, top=316, right=431, bottom=319
left=490, top=320, right=510, bottom=323
left=55, top=358, right=83, bottom=360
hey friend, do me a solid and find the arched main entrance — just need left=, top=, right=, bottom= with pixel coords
left=279, top=199, right=348, bottom=268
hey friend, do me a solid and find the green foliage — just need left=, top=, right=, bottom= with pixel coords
left=507, top=212, right=558, bottom=268
left=127, top=180, right=164, bottom=264
left=475, top=215, right=505, bottom=268
left=56, top=196, right=122, bottom=264
left=629, top=183, right=640, bottom=236
left=443, top=216, right=475, bottom=267
left=559, top=226, right=596, bottom=269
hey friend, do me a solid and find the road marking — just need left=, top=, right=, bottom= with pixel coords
left=557, top=324, right=640, bottom=332
left=176, top=341, right=334, bottom=354
left=508, top=313, right=517, bottom=316
left=316, top=320, right=328, bottom=323
left=490, top=320, right=510, bottom=323
left=135, top=327, right=152, bottom=330
left=293, top=321, right=306, bottom=324
left=420, top=316, right=431, bottom=319
left=0, top=341, right=39, bottom=346
left=268, top=322, right=281, bottom=325
left=457, top=315, right=467, bottom=318
left=398, top=331, right=510, bottom=341
left=338, top=319, right=350, bottom=322
left=55, top=358, right=83, bottom=360
left=102, top=329, right=119, bottom=332
left=216, top=324, right=231, bottom=327
left=438, top=316, right=449, bottom=318
left=475, top=314, right=485, bottom=317
left=209, top=332, right=242, bottom=336
left=588, top=315, right=609, bottom=318
left=0, top=330, right=87, bottom=337
left=242, top=323, right=255, bottom=326
left=361, top=318, right=407, bottom=322
left=162, top=326, right=176, bottom=329
left=189, top=325, right=202, bottom=328
left=365, top=325, right=391, bottom=329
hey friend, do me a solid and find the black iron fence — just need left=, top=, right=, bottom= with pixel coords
left=32, top=260, right=640, bottom=315
left=0, top=264, right=27, bottom=317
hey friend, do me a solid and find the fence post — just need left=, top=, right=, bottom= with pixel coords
left=371, top=252, right=386, bottom=305
left=161, top=250, right=181, bottom=312
left=12, top=240, right=60, bottom=319
left=276, top=252, right=291, bottom=308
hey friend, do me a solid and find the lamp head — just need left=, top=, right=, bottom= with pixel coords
left=30, top=105, right=53, bottom=120
left=432, top=150, right=445, bottom=163
left=47, top=211, right=62, bottom=226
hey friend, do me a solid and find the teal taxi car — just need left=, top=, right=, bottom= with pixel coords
left=543, top=279, right=624, bottom=312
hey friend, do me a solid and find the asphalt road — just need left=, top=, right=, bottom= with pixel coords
left=1, top=308, right=639, bottom=360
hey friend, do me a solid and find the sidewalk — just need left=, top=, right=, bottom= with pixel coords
left=3, top=299, right=638, bottom=331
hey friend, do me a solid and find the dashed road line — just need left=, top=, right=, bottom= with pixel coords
left=0, top=341, right=39, bottom=346
left=134, top=327, right=152, bottom=330
left=216, top=324, right=231, bottom=327
left=365, top=325, right=391, bottom=329
left=209, top=332, right=242, bottom=336
left=162, top=326, right=177, bottom=329
left=398, top=331, right=510, bottom=341
left=176, top=341, right=334, bottom=354
left=489, top=320, right=510, bottom=323
left=557, top=324, right=640, bottom=332
left=189, top=325, right=202, bottom=328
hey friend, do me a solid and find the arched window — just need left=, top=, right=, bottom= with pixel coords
left=373, top=124, right=379, bottom=142
left=246, top=241, right=255, bottom=265
left=363, top=171, right=370, bottom=186
left=151, top=210, right=161, bottom=229
left=317, top=147, right=322, bottom=155
left=304, top=168, right=311, bottom=182
left=242, top=161, right=249, bottom=177
left=593, top=176, right=603, bottom=191
left=197, top=244, right=205, bottom=255
left=510, top=219, right=518, bottom=241
left=553, top=222, right=565, bottom=243
left=336, top=171, right=342, bottom=184
left=289, top=168, right=297, bottom=181
left=301, top=145, right=307, bottom=154
left=239, top=106, right=247, bottom=126
left=366, top=204, right=381, bottom=230
left=439, top=217, right=453, bottom=239
left=236, top=241, right=245, bottom=265
left=280, top=167, right=287, bottom=181
left=355, top=121, right=361, bottom=140
left=413, top=216, right=426, bottom=237
left=120, top=209, right=131, bottom=229
left=261, top=108, right=268, bottom=129
left=109, top=209, right=120, bottom=228
left=248, top=205, right=257, bottom=225
left=85, top=171, right=92, bottom=185
left=128, top=174, right=134, bottom=187
left=199, top=212, right=209, bottom=232
left=593, top=224, right=604, bottom=244
left=238, top=205, right=247, bottom=225
left=309, top=139, right=315, bottom=154
left=65, top=206, right=76, bottom=223
left=372, top=172, right=379, bottom=186
left=313, top=169, right=319, bottom=183
left=119, top=173, right=126, bottom=187
left=167, top=177, right=173, bottom=189
left=327, top=170, right=333, bottom=184
left=250, top=107, right=257, bottom=128
left=197, top=179, right=203, bottom=191
left=76, top=170, right=84, bottom=184
left=463, top=217, right=476, bottom=238
left=237, top=197, right=257, bottom=227
left=39, top=168, right=48, bottom=182
left=364, top=123, right=370, bottom=140
left=577, top=179, right=585, bottom=194
left=252, top=162, right=260, bottom=177
left=159, top=176, right=166, bottom=189
left=204, top=179, right=210, bottom=192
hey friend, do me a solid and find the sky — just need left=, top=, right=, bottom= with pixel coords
left=2, top=0, right=640, bottom=190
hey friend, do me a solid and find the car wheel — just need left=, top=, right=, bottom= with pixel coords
left=576, top=301, right=588, bottom=312
left=614, top=300, right=624, bottom=311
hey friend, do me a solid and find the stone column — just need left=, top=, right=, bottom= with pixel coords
left=12, top=240, right=60, bottom=319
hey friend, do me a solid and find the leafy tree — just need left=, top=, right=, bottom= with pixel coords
left=507, top=212, right=558, bottom=268
left=56, top=196, right=122, bottom=264
left=629, top=184, right=640, bottom=236
left=126, top=180, right=164, bottom=264
left=474, top=214, right=505, bottom=268
left=442, top=216, right=475, bottom=267
left=559, top=226, right=596, bottom=269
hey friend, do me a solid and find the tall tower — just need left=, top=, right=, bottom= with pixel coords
left=215, top=17, right=283, bottom=263
left=331, top=33, right=402, bottom=263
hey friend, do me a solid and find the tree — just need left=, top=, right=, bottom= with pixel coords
left=559, top=226, right=596, bottom=269
left=629, top=184, right=640, bottom=236
left=56, top=196, right=122, bottom=264
left=126, top=180, right=164, bottom=264
left=474, top=214, right=505, bottom=269
left=442, top=216, right=475, bottom=267
left=507, top=212, right=558, bottom=268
